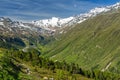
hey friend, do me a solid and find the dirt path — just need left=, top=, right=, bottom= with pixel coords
left=101, top=62, right=111, bottom=72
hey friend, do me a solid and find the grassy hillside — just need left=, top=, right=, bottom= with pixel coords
left=43, top=10, right=120, bottom=73
left=0, top=48, right=93, bottom=80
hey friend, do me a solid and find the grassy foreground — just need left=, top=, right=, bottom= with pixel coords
left=0, top=48, right=93, bottom=80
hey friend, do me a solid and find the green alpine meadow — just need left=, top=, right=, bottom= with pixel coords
left=44, top=10, right=120, bottom=72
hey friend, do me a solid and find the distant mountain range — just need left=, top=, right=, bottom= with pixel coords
left=0, top=2, right=120, bottom=36
left=32, top=2, right=120, bottom=31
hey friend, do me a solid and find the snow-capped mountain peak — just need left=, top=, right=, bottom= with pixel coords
left=110, top=2, right=120, bottom=9
left=89, top=7, right=109, bottom=14
left=32, top=17, right=73, bottom=28
left=32, top=2, right=120, bottom=30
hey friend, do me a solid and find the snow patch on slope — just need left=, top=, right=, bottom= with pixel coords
left=0, top=22, right=4, bottom=26
left=32, top=17, right=74, bottom=27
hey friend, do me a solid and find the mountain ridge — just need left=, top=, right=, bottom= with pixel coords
left=0, top=2, right=120, bottom=36
left=32, top=2, right=120, bottom=31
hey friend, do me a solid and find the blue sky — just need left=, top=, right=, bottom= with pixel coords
left=0, top=0, right=119, bottom=22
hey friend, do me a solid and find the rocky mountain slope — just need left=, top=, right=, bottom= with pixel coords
left=0, top=17, right=54, bottom=36
left=0, top=17, right=54, bottom=50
